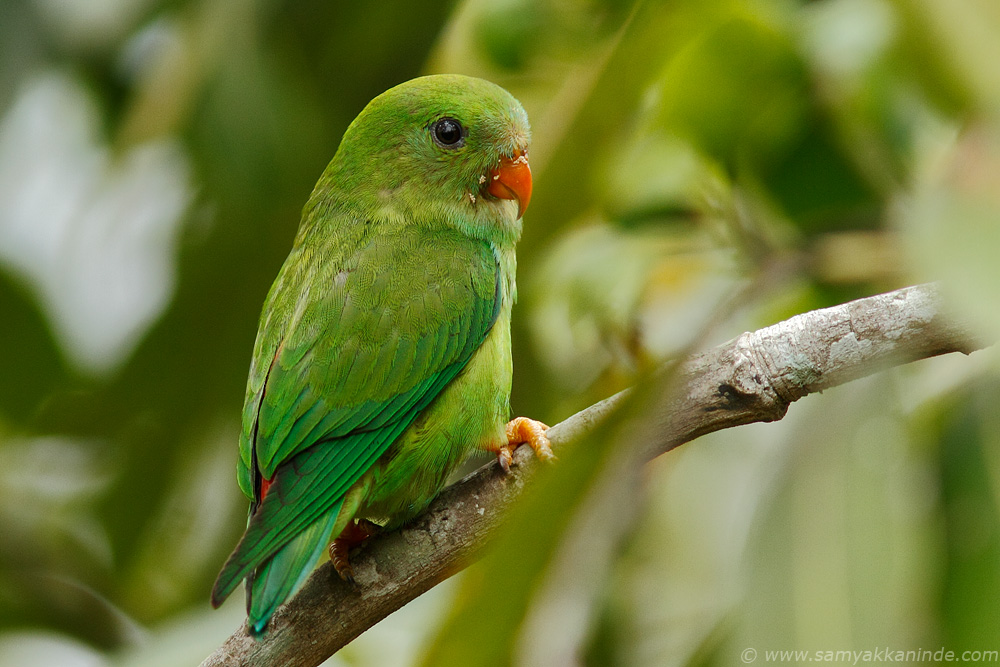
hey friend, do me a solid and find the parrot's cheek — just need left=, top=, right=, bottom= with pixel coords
left=487, top=151, right=531, bottom=219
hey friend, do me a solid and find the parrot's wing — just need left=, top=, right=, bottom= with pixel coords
left=211, top=226, right=500, bottom=606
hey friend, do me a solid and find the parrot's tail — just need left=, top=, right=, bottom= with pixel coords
left=246, top=500, right=343, bottom=636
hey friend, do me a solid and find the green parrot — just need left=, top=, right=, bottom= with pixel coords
left=210, top=74, right=552, bottom=635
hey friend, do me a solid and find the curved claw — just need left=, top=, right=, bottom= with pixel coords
left=329, top=538, right=356, bottom=583
left=496, top=446, right=514, bottom=474
left=328, top=519, right=379, bottom=583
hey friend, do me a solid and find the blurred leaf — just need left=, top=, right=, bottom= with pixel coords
left=520, top=0, right=716, bottom=257
left=657, top=12, right=881, bottom=232
left=529, top=221, right=737, bottom=404
left=897, top=0, right=1000, bottom=115
left=758, top=116, right=881, bottom=232
left=932, top=378, right=1000, bottom=650
left=473, top=0, right=549, bottom=71
left=898, top=123, right=1000, bottom=341
left=0, top=436, right=135, bottom=647
left=599, top=129, right=720, bottom=224
left=656, top=13, right=809, bottom=169
left=0, top=272, right=67, bottom=421
left=0, top=2, right=46, bottom=113
left=733, top=376, right=936, bottom=659
left=0, top=72, right=193, bottom=375
left=120, top=424, right=241, bottom=622
left=0, top=630, right=104, bottom=667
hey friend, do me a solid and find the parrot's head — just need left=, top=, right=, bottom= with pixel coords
left=317, top=74, right=532, bottom=247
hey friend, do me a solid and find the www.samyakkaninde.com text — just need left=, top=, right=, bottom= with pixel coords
left=740, top=647, right=999, bottom=664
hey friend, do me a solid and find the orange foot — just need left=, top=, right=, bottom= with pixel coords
left=493, top=416, right=555, bottom=473
left=328, top=519, right=379, bottom=583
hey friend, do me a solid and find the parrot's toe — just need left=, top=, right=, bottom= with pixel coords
left=328, top=519, right=378, bottom=584
left=505, top=416, right=555, bottom=463
left=329, top=538, right=357, bottom=583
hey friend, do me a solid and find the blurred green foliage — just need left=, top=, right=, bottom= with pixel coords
left=0, top=0, right=999, bottom=664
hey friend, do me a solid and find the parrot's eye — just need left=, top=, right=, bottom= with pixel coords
left=432, top=118, right=465, bottom=147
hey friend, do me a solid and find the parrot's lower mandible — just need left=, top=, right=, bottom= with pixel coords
left=210, top=74, right=553, bottom=636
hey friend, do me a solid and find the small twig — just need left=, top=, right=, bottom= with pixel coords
left=201, top=283, right=982, bottom=667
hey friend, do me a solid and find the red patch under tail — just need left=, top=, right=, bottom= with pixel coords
left=259, top=475, right=274, bottom=502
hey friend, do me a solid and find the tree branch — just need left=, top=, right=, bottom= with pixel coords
left=201, top=283, right=983, bottom=667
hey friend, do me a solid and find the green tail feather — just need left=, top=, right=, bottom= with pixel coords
left=247, top=500, right=342, bottom=635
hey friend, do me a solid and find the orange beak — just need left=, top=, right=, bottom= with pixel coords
left=487, top=151, right=532, bottom=219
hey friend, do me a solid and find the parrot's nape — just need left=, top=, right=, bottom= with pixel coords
left=210, top=74, right=553, bottom=636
